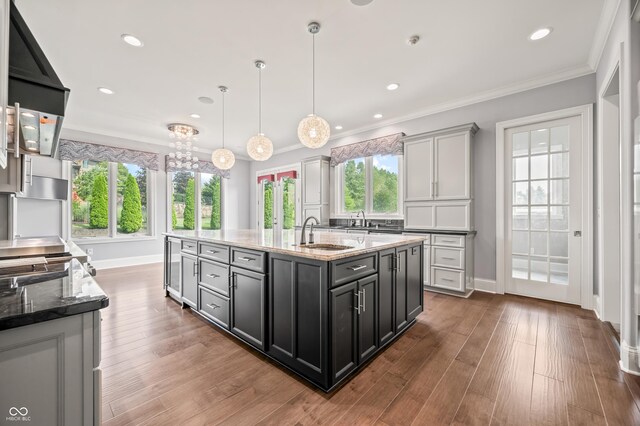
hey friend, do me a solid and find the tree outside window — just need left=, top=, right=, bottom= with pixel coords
left=117, top=163, right=147, bottom=235
left=71, top=160, right=109, bottom=238
left=340, top=155, right=401, bottom=217
left=201, top=173, right=221, bottom=230
left=171, top=171, right=195, bottom=230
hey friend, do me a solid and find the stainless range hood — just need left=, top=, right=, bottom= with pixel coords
left=8, top=0, right=69, bottom=158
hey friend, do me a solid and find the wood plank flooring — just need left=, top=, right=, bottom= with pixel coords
left=95, top=263, right=640, bottom=425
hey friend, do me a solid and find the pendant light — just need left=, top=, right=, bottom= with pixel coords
left=298, top=22, right=330, bottom=149
left=211, top=86, right=236, bottom=170
left=246, top=60, right=274, bottom=161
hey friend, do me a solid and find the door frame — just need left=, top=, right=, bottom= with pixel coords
left=496, top=104, right=594, bottom=309
left=255, top=162, right=302, bottom=230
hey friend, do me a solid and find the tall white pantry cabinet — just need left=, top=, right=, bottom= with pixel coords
left=403, top=123, right=478, bottom=296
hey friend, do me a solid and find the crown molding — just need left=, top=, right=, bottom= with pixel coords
left=274, top=64, right=594, bottom=155
left=588, top=0, right=621, bottom=70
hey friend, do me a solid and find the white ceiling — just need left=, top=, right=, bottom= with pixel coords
left=16, top=0, right=607, bottom=156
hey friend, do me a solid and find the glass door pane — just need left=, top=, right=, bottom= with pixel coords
left=281, top=177, right=296, bottom=230
left=510, top=125, right=571, bottom=285
left=262, top=180, right=274, bottom=230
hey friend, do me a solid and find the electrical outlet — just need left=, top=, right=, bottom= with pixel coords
left=86, top=248, right=94, bottom=256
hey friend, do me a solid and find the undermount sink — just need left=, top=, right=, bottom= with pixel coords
left=299, top=244, right=354, bottom=251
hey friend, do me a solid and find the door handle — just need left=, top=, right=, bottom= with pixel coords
left=206, top=303, right=220, bottom=310
left=354, top=290, right=361, bottom=315
left=442, top=257, right=456, bottom=261
left=347, top=264, right=367, bottom=271
left=193, top=263, right=198, bottom=276
left=442, top=278, right=454, bottom=282
left=361, top=288, right=366, bottom=313
left=573, top=231, right=582, bottom=237
left=238, top=256, right=255, bottom=262
left=206, top=249, right=219, bottom=254
left=206, top=273, right=219, bottom=279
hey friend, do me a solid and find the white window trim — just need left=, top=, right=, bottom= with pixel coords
left=495, top=104, right=594, bottom=310
left=65, top=160, right=156, bottom=242
left=166, top=170, right=224, bottom=232
left=333, top=155, right=404, bottom=220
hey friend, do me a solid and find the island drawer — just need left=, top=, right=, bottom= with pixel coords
left=199, top=286, right=229, bottom=329
left=431, top=246, right=464, bottom=270
left=181, top=239, right=198, bottom=254
left=231, top=247, right=266, bottom=273
left=331, top=253, right=378, bottom=288
left=199, top=259, right=230, bottom=297
left=432, top=235, right=464, bottom=248
left=199, top=242, right=230, bottom=264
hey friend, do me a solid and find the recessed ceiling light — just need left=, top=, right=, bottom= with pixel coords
left=98, top=87, right=114, bottom=95
left=386, top=83, right=399, bottom=91
left=190, top=113, right=201, bottom=119
left=373, top=113, right=383, bottom=119
left=529, top=27, right=552, bottom=41
left=351, top=0, right=374, bottom=5
left=335, top=125, right=343, bottom=130
left=121, top=34, right=144, bottom=47
left=24, top=125, right=36, bottom=130
left=21, top=112, right=35, bottom=118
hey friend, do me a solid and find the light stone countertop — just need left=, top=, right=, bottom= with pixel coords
left=164, top=229, right=426, bottom=261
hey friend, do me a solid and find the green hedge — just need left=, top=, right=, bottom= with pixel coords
left=89, top=174, right=108, bottom=229
left=120, top=175, right=143, bottom=233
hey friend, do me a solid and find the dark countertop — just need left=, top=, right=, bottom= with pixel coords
left=0, top=259, right=109, bottom=331
left=294, top=225, right=476, bottom=236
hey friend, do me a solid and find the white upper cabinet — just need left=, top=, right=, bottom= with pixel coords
left=303, top=159, right=322, bottom=205
left=0, top=0, right=9, bottom=169
left=403, top=123, right=478, bottom=230
left=404, top=138, right=433, bottom=201
left=434, top=132, right=471, bottom=199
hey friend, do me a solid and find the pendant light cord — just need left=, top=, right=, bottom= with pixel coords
left=221, top=90, right=225, bottom=149
left=312, top=32, right=316, bottom=115
left=258, top=66, right=262, bottom=134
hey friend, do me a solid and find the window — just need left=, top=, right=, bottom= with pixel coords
left=201, top=173, right=221, bottom=230
left=71, top=160, right=152, bottom=239
left=169, top=171, right=223, bottom=231
left=337, top=154, right=402, bottom=217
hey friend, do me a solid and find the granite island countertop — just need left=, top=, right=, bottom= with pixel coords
left=0, top=258, right=109, bottom=331
left=165, top=229, right=426, bottom=261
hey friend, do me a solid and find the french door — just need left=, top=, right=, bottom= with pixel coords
left=257, top=169, right=300, bottom=232
left=505, top=115, right=583, bottom=304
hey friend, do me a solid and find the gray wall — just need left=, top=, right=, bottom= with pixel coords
left=249, top=74, right=597, bottom=281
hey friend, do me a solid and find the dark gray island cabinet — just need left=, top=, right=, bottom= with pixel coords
left=164, top=230, right=424, bottom=391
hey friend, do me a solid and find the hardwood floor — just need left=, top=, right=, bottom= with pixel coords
left=96, top=263, right=640, bottom=425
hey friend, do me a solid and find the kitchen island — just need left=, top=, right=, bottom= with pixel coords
left=164, top=229, right=425, bottom=391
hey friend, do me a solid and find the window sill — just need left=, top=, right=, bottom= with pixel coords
left=71, top=235, right=158, bottom=245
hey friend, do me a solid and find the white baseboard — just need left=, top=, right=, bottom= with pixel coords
left=593, top=295, right=602, bottom=319
left=620, top=340, right=640, bottom=376
left=474, top=278, right=497, bottom=293
left=91, top=254, right=163, bottom=270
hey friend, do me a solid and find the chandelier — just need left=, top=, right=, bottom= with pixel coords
left=167, top=123, right=199, bottom=169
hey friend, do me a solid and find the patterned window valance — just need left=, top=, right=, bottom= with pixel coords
left=58, top=139, right=160, bottom=171
left=165, top=155, right=230, bottom=179
left=329, top=133, right=405, bottom=166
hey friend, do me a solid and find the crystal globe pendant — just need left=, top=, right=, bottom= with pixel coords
left=211, top=86, right=236, bottom=170
left=298, top=22, right=330, bottom=149
left=246, top=60, right=273, bottom=161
